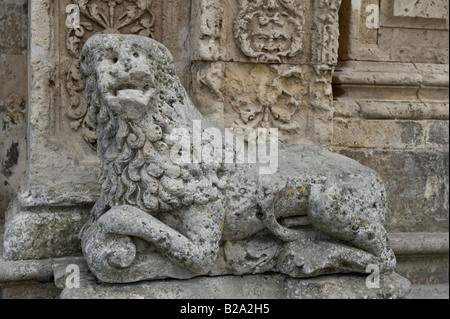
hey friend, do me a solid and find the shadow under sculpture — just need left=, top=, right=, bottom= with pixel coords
left=80, top=34, right=397, bottom=284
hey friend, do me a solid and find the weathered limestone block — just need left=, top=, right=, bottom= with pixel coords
left=3, top=199, right=90, bottom=260
left=3, top=1, right=103, bottom=245
left=393, top=0, right=448, bottom=19
left=333, top=119, right=427, bottom=149
left=59, top=269, right=412, bottom=299
left=335, top=149, right=449, bottom=233
left=78, top=34, right=405, bottom=289
left=332, top=61, right=449, bottom=233
left=0, top=0, right=28, bottom=218
left=191, top=0, right=340, bottom=65
left=192, top=61, right=333, bottom=144
left=0, top=0, right=27, bottom=55
left=191, top=0, right=341, bottom=146
left=339, top=0, right=449, bottom=63
left=389, top=232, right=449, bottom=285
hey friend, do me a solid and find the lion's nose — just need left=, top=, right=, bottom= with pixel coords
left=110, top=56, right=147, bottom=82
left=109, top=67, right=131, bottom=82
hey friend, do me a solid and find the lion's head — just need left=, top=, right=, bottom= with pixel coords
left=80, top=34, right=221, bottom=215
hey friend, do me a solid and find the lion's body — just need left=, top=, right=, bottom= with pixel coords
left=79, top=34, right=396, bottom=283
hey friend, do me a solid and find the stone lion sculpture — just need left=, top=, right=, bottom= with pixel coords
left=79, top=34, right=396, bottom=283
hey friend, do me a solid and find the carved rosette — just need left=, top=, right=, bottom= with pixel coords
left=64, top=0, right=156, bottom=149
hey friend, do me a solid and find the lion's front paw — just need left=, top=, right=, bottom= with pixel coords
left=95, top=206, right=143, bottom=269
left=98, top=205, right=146, bottom=235
left=105, top=234, right=137, bottom=269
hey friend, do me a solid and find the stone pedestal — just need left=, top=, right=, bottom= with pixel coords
left=56, top=258, right=411, bottom=299
left=61, top=274, right=411, bottom=299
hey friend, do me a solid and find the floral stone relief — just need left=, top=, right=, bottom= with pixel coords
left=191, top=0, right=339, bottom=146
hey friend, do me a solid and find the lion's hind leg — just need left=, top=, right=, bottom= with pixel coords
left=276, top=236, right=381, bottom=277
left=307, top=175, right=396, bottom=274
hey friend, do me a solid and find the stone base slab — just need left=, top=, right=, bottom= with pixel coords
left=405, top=284, right=449, bottom=299
left=3, top=198, right=91, bottom=260
left=60, top=271, right=411, bottom=299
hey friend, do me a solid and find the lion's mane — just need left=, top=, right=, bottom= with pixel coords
left=80, top=34, right=222, bottom=216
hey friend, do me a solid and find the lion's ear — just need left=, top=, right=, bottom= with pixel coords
left=80, top=37, right=95, bottom=78
left=80, top=42, right=96, bottom=80
left=154, top=42, right=174, bottom=65
left=79, top=53, right=91, bottom=80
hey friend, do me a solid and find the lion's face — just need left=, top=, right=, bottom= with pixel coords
left=92, top=40, right=158, bottom=120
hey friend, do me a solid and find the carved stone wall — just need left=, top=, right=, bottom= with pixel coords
left=0, top=0, right=448, bottom=295
left=334, top=0, right=449, bottom=234
left=333, top=2, right=449, bottom=286
left=338, top=0, right=449, bottom=63
left=191, top=0, right=341, bottom=146
left=0, top=0, right=28, bottom=219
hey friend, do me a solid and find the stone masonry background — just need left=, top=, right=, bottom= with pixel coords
left=0, top=0, right=448, bottom=290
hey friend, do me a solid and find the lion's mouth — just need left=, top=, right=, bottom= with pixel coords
left=110, top=82, right=152, bottom=97
left=104, top=80, right=155, bottom=119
